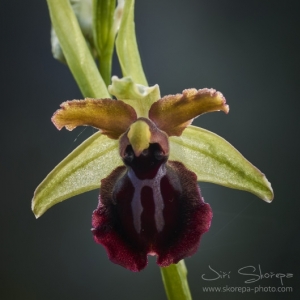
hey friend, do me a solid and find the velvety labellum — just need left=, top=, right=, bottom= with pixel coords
left=92, top=143, right=212, bottom=271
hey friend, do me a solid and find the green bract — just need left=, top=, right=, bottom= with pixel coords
left=47, top=0, right=109, bottom=98
left=51, top=0, right=96, bottom=64
left=116, top=0, right=147, bottom=85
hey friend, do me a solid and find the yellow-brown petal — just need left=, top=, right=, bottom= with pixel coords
left=149, top=88, right=229, bottom=136
left=52, top=98, right=137, bottom=139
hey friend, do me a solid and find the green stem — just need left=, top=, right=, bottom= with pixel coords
left=160, top=260, right=192, bottom=300
left=93, top=0, right=116, bottom=87
left=98, top=46, right=114, bottom=87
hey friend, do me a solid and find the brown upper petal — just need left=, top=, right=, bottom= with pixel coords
left=149, top=88, right=229, bottom=136
left=52, top=98, right=137, bottom=139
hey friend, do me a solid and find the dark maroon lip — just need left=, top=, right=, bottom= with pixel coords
left=92, top=155, right=212, bottom=271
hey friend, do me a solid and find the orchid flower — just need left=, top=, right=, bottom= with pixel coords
left=33, top=76, right=273, bottom=271
left=33, top=0, right=273, bottom=298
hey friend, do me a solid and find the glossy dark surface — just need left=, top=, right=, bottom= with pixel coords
left=92, top=144, right=212, bottom=271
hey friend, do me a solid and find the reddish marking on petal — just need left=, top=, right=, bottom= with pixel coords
left=158, top=175, right=181, bottom=245
left=92, top=167, right=148, bottom=272
left=157, top=201, right=212, bottom=266
left=114, top=176, right=136, bottom=243
left=155, top=161, right=213, bottom=267
left=92, top=203, right=148, bottom=271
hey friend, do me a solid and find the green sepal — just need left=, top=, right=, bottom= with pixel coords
left=32, top=132, right=122, bottom=218
left=93, top=0, right=117, bottom=86
left=169, top=126, right=274, bottom=202
left=108, top=76, right=160, bottom=117
left=115, top=0, right=148, bottom=86
left=47, top=0, right=109, bottom=98
left=160, top=260, right=192, bottom=300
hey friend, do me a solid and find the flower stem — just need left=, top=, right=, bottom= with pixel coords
left=93, top=0, right=116, bottom=87
left=160, top=260, right=192, bottom=300
left=99, top=51, right=113, bottom=87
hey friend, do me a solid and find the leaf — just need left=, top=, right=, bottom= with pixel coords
left=169, top=126, right=274, bottom=202
left=32, top=132, right=122, bottom=218
left=160, top=260, right=192, bottom=300
left=115, top=0, right=148, bottom=86
left=47, top=0, right=109, bottom=98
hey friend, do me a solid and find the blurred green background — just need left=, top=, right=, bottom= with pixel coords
left=1, top=0, right=299, bottom=299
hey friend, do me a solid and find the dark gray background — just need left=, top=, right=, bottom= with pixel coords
left=1, top=0, right=299, bottom=299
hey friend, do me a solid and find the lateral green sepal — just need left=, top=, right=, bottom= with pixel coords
left=169, top=125, right=274, bottom=202
left=32, top=132, right=122, bottom=218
